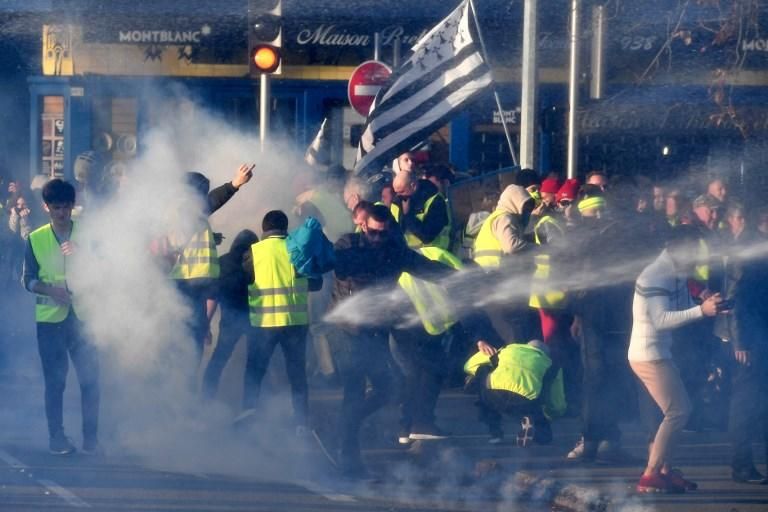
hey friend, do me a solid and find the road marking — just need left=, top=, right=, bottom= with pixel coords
left=37, top=479, right=92, bottom=508
left=0, top=449, right=91, bottom=508
left=0, top=449, right=26, bottom=469
left=294, top=479, right=357, bottom=503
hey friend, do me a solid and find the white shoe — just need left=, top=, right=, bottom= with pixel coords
left=566, top=437, right=585, bottom=459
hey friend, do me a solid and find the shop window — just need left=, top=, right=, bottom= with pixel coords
left=40, top=96, right=65, bottom=178
left=92, top=97, right=138, bottom=182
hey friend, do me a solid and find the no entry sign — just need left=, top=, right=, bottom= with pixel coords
left=348, top=60, right=392, bottom=118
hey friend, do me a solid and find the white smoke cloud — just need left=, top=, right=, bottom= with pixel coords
left=63, top=88, right=323, bottom=478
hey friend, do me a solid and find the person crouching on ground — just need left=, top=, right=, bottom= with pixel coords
left=464, top=340, right=566, bottom=446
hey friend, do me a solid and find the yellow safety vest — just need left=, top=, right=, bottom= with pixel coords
left=529, top=216, right=566, bottom=310
left=170, top=221, right=220, bottom=280
left=464, top=344, right=567, bottom=419
left=693, top=238, right=710, bottom=285
left=29, top=223, right=76, bottom=323
left=473, top=209, right=507, bottom=268
left=248, top=236, right=309, bottom=328
left=391, top=194, right=451, bottom=251
left=398, top=246, right=462, bottom=336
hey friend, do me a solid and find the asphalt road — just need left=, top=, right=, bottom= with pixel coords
left=2, top=379, right=767, bottom=512
left=0, top=290, right=766, bottom=511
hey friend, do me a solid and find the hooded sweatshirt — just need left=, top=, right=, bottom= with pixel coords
left=215, top=229, right=258, bottom=312
left=491, top=185, right=533, bottom=255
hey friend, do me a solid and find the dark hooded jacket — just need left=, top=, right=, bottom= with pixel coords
left=331, top=229, right=453, bottom=309
left=214, top=229, right=258, bottom=311
left=715, top=229, right=768, bottom=354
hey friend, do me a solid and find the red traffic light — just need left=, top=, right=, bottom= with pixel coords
left=251, top=44, right=281, bottom=74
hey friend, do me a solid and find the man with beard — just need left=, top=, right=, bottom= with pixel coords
left=328, top=204, right=453, bottom=478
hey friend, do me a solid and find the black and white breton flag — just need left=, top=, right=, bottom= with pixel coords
left=353, top=0, right=492, bottom=177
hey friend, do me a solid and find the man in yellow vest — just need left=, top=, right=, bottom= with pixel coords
left=169, top=165, right=253, bottom=364
left=391, top=170, right=451, bottom=250
left=22, top=179, right=100, bottom=455
left=393, top=245, right=463, bottom=444
left=238, top=210, right=321, bottom=431
left=473, top=184, right=536, bottom=342
left=464, top=340, right=566, bottom=445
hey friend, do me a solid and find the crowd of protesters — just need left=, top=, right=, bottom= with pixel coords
left=11, top=154, right=768, bottom=494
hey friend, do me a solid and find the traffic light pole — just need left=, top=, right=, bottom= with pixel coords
left=260, top=73, right=270, bottom=152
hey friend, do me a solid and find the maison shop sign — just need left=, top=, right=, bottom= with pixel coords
left=295, top=24, right=428, bottom=47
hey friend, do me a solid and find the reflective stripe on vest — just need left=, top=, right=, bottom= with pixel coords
left=248, top=236, right=309, bottom=327
left=29, top=223, right=74, bottom=323
left=170, top=222, right=220, bottom=280
left=529, top=216, right=566, bottom=309
left=473, top=209, right=506, bottom=268
left=393, top=195, right=451, bottom=251
left=398, top=246, right=462, bottom=335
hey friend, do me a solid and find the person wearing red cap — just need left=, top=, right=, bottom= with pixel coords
left=556, top=179, right=580, bottom=225
left=540, top=178, right=560, bottom=207
left=529, top=178, right=569, bottom=359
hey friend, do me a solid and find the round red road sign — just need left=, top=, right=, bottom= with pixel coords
left=348, top=60, right=392, bottom=118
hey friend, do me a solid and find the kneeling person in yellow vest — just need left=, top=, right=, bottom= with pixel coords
left=464, top=340, right=566, bottom=445
left=22, top=179, right=101, bottom=456
left=240, top=210, right=321, bottom=430
left=169, top=166, right=253, bottom=364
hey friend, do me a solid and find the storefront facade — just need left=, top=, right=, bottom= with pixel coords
left=21, top=0, right=768, bottom=190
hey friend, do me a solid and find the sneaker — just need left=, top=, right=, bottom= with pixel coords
left=49, top=432, right=76, bottom=455
left=516, top=416, right=535, bottom=447
left=81, top=440, right=104, bottom=456
left=663, top=469, right=697, bottom=491
left=732, top=467, right=768, bottom=485
left=566, top=436, right=596, bottom=461
left=398, top=430, right=413, bottom=445
left=409, top=424, right=450, bottom=441
left=636, top=473, right=686, bottom=494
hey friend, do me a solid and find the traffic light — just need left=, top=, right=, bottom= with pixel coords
left=248, top=0, right=282, bottom=75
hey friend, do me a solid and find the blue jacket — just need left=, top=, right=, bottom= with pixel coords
left=286, top=216, right=336, bottom=279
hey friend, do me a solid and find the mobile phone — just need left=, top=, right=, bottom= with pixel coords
left=717, top=299, right=735, bottom=311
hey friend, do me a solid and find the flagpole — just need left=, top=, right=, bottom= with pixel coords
left=468, top=0, right=519, bottom=167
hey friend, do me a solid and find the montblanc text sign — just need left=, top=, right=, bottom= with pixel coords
left=117, top=29, right=208, bottom=44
